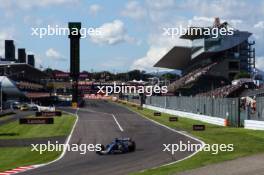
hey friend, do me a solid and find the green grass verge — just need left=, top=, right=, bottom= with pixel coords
left=0, top=114, right=15, bottom=122
left=0, top=113, right=76, bottom=172
left=0, top=114, right=76, bottom=139
left=120, top=103, right=264, bottom=175
left=0, top=147, right=61, bottom=171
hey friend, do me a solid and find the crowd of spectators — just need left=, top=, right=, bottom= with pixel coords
left=168, top=63, right=216, bottom=92
left=196, top=82, right=245, bottom=97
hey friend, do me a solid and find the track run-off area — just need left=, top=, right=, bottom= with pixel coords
left=18, top=100, right=201, bottom=175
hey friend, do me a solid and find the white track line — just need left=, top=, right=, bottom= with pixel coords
left=112, top=114, right=124, bottom=132
left=78, top=108, right=124, bottom=132
left=118, top=103, right=205, bottom=171
left=17, top=108, right=79, bottom=174
left=44, top=108, right=79, bottom=164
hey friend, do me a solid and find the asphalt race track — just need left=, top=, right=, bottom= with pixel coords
left=19, top=100, right=200, bottom=175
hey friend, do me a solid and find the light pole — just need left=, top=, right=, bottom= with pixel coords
left=0, top=81, right=2, bottom=112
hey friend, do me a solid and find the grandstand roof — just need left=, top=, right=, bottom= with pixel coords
left=154, top=30, right=252, bottom=70
left=154, top=46, right=191, bottom=69
left=180, top=27, right=210, bottom=40
left=0, top=63, right=49, bottom=79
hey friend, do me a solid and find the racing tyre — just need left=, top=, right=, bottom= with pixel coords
left=128, top=141, right=136, bottom=152
left=96, top=144, right=105, bottom=155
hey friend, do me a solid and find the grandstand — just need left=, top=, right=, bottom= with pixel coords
left=0, top=63, right=51, bottom=105
left=155, top=18, right=256, bottom=96
left=196, top=81, right=256, bottom=98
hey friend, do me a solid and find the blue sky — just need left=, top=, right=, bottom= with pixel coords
left=0, top=0, right=263, bottom=72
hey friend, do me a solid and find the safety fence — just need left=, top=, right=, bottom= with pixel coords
left=145, top=96, right=240, bottom=127
left=122, top=95, right=264, bottom=127
left=256, top=97, right=264, bottom=121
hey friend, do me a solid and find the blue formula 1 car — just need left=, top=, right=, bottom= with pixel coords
left=96, top=138, right=136, bottom=155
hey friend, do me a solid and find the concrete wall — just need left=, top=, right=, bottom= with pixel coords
left=143, top=104, right=226, bottom=126
left=144, top=103, right=264, bottom=130
left=244, top=120, right=264, bottom=130
left=145, top=96, right=240, bottom=126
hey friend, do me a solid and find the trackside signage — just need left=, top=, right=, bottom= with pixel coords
left=19, top=118, right=54, bottom=124
left=35, top=111, right=62, bottom=117
left=193, top=124, right=206, bottom=131
left=169, top=117, right=178, bottom=122
left=154, top=112, right=161, bottom=116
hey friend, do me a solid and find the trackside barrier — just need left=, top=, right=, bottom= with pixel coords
left=145, top=96, right=239, bottom=127
left=118, top=99, right=140, bottom=107
left=0, top=110, right=15, bottom=117
left=143, top=104, right=226, bottom=126
left=244, top=120, right=264, bottom=130
left=121, top=95, right=140, bottom=104
left=38, top=106, right=56, bottom=112
left=84, top=94, right=112, bottom=100
left=224, top=119, right=229, bottom=126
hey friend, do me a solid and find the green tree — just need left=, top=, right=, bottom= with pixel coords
left=161, top=73, right=179, bottom=80
left=234, top=71, right=251, bottom=79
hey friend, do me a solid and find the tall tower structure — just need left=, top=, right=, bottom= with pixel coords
left=5, top=40, right=15, bottom=61
left=68, top=22, right=81, bottom=107
left=18, top=48, right=26, bottom=63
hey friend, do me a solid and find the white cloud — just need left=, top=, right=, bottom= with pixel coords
left=181, top=0, right=256, bottom=20
left=90, top=20, right=136, bottom=45
left=254, top=21, right=264, bottom=29
left=23, top=16, right=43, bottom=26
left=256, top=57, right=264, bottom=71
left=0, top=0, right=79, bottom=18
left=192, top=16, right=214, bottom=23
left=0, top=0, right=12, bottom=9
left=131, top=47, right=170, bottom=71
left=145, top=0, right=177, bottom=22
left=131, top=17, right=190, bottom=71
left=146, top=0, right=175, bottom=10
left=17, top=0, right=79, bottom=9
left=0, top=0, right=79, bottom=10
left=100, top=57, right=131, bottom=69
left=45, top=48, right=65, bottom=60
left=121, top=1, right=146, bottom=20
left=0, top=0, right=16, bottom=17
left=131, top=47, right=172, bottom=71
left=0, top=33, right=9, bottom=57
left=131, top=19, right=190, bottom=71
left=131, top=35, right=189, bottom=71
left=88, top=4, right=102, bottom=16
left=131, top=0, right=264, bottom=71
left=187, top=16, right=243, bottom=29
